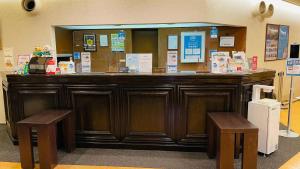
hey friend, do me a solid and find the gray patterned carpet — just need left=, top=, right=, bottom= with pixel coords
left=0, top=125, right=299, bottom=169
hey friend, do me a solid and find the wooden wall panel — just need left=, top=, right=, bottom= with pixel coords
left=132, top=29, right=158, bottom=67
left=158, top=26, right=247, bottom=71
left=71, top=26, right=245, bottom=72
left=55, top=27, right=73, bottom=54
left=73, top=30, right=132, bottom=72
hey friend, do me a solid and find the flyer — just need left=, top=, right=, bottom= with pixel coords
left=100, top=34, right=108, bottom=47
left=111, top=33, right=125, bottom=52
left=211, top=52, right=230, bottom=73
left=167, top=51, right=178, bottom=66
left=3, top=47, right=15, bottom=70
left=81, top=52, right=91, bottom=73
left=168, top=35, right=178, bottom=50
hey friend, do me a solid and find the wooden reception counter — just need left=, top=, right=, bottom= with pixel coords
left=2, top=70, right=275, bottom=151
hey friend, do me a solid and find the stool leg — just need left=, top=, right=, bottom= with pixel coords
left=207, top=117, right=216, bottom=158
left=18, top=126, right=34, bottom=169
left=242, top=132, right=258, bottom=169
left=62, top=114, right=75, bottom=153
left=217, top=131, right=234, bottom=169
left=37, top=125, right=57, bottom=169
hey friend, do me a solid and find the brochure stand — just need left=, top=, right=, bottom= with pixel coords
left=279, top=59, right=299, bottom=138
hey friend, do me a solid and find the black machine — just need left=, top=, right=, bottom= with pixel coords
left=28, top=57, right=52, bottom=74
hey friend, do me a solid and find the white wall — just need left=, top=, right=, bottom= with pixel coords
left=0, top=0, right=300, bottom=123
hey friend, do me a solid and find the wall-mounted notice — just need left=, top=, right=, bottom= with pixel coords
left=100, top=34, right=108, bottom=47
left=81, top=52, right=91, bottom=73
left=167, top=51, right=178, bottom=66
left=181, top=32, right=206, bottom=63
left=210, top=27, right=218, bottom=39
left=126, top=53, right=152, bottom=73
left=168, top=35, right=178, bottom=50
left=111, top=33, right=125, bottom=52
left=83, top=34, right=96, bottom=52
left=287, top=58, right=300, bottom=76
left=3, top=47, right=15, bottom=70
left=220, top=36, right=235, bottom=47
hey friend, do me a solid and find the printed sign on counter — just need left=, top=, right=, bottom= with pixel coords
left=126, top=53, right=152, bottom=73
left=81, top=52, right=91, bottom=73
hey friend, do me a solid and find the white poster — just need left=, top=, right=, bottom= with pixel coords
left=167, top=51, right=178, bottom=66
left=138, top=54, right=152, bottom=73
left=126, top=53, right=152, bottom=73
left=100, top=34, right=108, bottom=47
left=81, top=52, right=91, bottom=73
left=168, top=35, right=178, bottom=50
left=126, top=54, right=139, bottom=72
left=220, top=36, right=235, bottom=47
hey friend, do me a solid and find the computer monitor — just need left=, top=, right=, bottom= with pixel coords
left=290, top=44, right=300, bottom=58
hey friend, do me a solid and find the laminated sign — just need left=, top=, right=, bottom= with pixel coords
left=287, top=58, right=300, bottom=76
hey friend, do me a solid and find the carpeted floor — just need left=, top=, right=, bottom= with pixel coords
left=0, top=125, right=299, bottom=169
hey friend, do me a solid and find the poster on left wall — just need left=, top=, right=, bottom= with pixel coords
left=277, top=25, right=289, bottom=60
left=265, top=24, right=279, bottom=61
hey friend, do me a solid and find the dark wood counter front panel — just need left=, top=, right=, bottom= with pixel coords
left=3, top=71, right=275, bottom=151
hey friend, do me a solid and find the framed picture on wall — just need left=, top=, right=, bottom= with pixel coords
left=180, top=31, right=206, bottom=63
left=265, top=24, right=279, bottom=61
left=277, top=25, right=289, bottom=60
left=83, top=34, right=96, bottom=52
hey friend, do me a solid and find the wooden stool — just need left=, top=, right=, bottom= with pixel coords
left=207, top=112, right=258, bottom=169
left=17, top=110, right=75, bottom=169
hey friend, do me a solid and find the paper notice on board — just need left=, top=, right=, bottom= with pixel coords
left=81, top=52, right=91, bottom=73
left=167, top=51, right=178, bottom=66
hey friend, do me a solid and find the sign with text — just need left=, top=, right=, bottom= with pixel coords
left=287, top=58, right=300, bottom=76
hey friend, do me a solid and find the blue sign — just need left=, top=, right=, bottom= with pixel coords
left=278, top=26, right=289, bottom=59
left=210, top=27, right=218, bottom=39
left=181, top=32, right=205, bottom=63
left=74, top=52, right=80, bottom=60
left=287, top=58, right=300, bottom=76
left=118, top=31, right=126, bottom=41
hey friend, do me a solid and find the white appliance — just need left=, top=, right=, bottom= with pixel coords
left=248, top=85, right=281, bottom=155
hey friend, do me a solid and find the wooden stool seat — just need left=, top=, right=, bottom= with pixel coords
left=207, top=112, right=258, bottom=169
left=17, top=109, right=75, bottom=169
